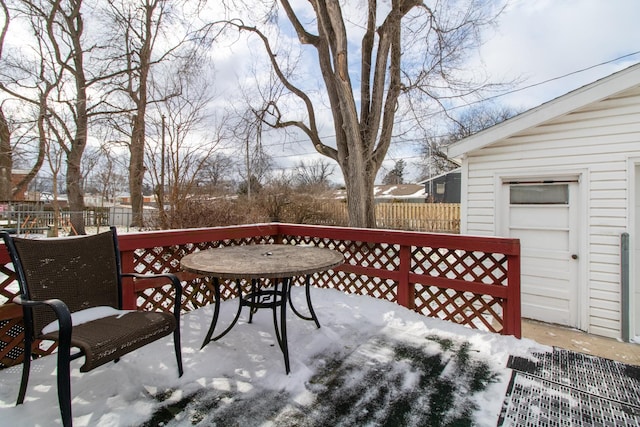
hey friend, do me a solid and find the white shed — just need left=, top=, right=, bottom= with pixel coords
left=447, top=63, right=640, bottom=341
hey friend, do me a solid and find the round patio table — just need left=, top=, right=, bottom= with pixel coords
left=180, top=244, right=344, bottom=374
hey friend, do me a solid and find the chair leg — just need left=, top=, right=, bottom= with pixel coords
left=173, top=326, right=183, bottom=377
left=248, top=279, right=258, bottom=324
left=57, top=339, right=73, bottom=427
left=172, top=277, right=184, bottom=377
left=17, top=335, right=32, bottom=405
left=272, top=278, right=291, bottom=374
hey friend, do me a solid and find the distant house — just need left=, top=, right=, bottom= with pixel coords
left=116, top=194, right=156, bottom=205
left=419, top=168, right=461, bottom=203
left=108, top=205, right=157, bottom=227
left=10, top=169, right=29, bottom=201
left=334, top=184, right=427, bottom=203
left=447, top=63, right=640, bottom=341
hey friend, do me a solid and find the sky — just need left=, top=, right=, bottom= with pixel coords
left=473, top=0, right=640, bottom=109
left=4, top=1, right=639, bottom=189
left=0, top=287, right=547, bottom=426
left=253, top=0, right=640, bottom=183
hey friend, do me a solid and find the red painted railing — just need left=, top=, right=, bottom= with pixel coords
left=0, top=223, right=520, bottom=369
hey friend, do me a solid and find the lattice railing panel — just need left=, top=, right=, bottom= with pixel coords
left=137, top=285, right=179, bottom=313
left=0, top=264, right=18, bottom=302
left=0, top=318, right=24, bottom=368
left=0, top=318, right=56, bottom=369
left=283, top=236, right=401, bottom=271
left=0, top=253, right=57, bottom=369
left=133, top=236, right=274, bottom=312
left=342, top=242, right=400, bottom=271
left=313, top=270, right=396, bottom=302
left=412, top=247, right=509, bottom=285
left=414, top=283, right=504, bottom=333
left=180, top=277, right=218, bottom=312
left=132, top=236, right=274, bottom=276
left=282, top=234, right=398, bottom=301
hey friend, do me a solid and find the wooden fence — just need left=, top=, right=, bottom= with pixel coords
left=320, top=202, right=460, bottom=233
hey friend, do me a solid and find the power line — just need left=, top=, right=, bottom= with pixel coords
left=258, top=52, right=640, bottom=157
left=466, top=51, right=640, bottom=105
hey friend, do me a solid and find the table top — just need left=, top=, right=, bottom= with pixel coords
left=180, top=244, right=344, bottom=279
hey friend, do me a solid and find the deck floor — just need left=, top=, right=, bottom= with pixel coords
left=522, top=319, right=640, bottom=367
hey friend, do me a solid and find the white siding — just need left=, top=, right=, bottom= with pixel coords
left=463, top=86, right=640, bottom=339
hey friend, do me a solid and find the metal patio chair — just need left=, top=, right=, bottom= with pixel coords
left=2, top=227, right=183, bottom=427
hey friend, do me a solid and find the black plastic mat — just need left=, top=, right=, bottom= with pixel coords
left=499, top=348, right=640, bottom=426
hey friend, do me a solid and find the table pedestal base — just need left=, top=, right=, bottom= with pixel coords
left=200, top=275, right=320, bottom=374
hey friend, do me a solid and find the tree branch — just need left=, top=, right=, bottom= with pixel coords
left=229, top=20, right=338, bottom=160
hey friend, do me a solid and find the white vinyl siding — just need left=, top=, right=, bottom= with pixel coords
left=462, top=86, right=640, bottom=339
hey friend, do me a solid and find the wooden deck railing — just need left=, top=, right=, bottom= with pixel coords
left=0, top=223, right=520, bottom=369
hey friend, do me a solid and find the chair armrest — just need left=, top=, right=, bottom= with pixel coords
left=13, top=295, right=73, bottom=343
left=121, top=273, right=183, bottom=317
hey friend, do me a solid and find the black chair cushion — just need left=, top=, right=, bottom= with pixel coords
left=42, top=311, right=176, bottom=372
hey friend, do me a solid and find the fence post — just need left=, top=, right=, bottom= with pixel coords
left=119, top=246, right=138, bottom=310
left=504, top=247, right=522, bottom=338
left=396, top=245, right=414, bottom=309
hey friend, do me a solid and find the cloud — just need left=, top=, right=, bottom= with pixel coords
left=476, top=0, right=640, bottom=108
left=205, top=1, right=640, bottom=182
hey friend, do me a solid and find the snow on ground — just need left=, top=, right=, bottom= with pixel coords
left=0, top=287, right=548, bottom=426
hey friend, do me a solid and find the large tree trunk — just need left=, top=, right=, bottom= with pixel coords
left=126, top=1, right=155, bottom=229
left=64, top=104, right=88, bottom=235
left=129, top=113, right=146, bottom=228
left=274, top=0, right=408, bottom=229
left=0, top=107, right=12, bottom=201
left=67, top=143, right=85, bottom=234
left=342, top=147, right=376, bottom=228
left=67, top=72, right=88, bottom=235
left=65, top=1, right=88, bottom=235
left=238, top=0, right=490, bottom=228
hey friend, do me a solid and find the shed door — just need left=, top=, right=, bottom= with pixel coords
left=504, top=181, right=580, bottom=327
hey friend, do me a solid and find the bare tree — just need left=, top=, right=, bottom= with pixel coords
left=382, top=159, right=405, bottom=185
left=83, top=145, right=128, bottom=199
left=101, top=0, right=170, bottom=228
left=234, top=108, right=272, bottom=199
left=448, top=104, right=519, bottom=141
left=43, top=121, right=64, bottom=235
left=83, top=145, right=128, bottom=231
left=294, top=158, right=334, bottom=190
left=48, top=0, right=92, bottom=234
left=2, top=0, right=213, bottom=232
left=101, top=0, right=216, bottom=228
left=0, top=0, right=49, bottom=202
left=196, top=152, right=236, bottom=194
left=0, top=107, right=47, bottom=201
left=146, top=75, right=227, bottom=229
left=418, top=104, right=519, bottom=179
left=0, top=0, right=108, bottom=234
left=217, top=1, right=504, bottom=228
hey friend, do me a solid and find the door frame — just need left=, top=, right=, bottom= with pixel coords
left=495, top=168, right=588, bottom=330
